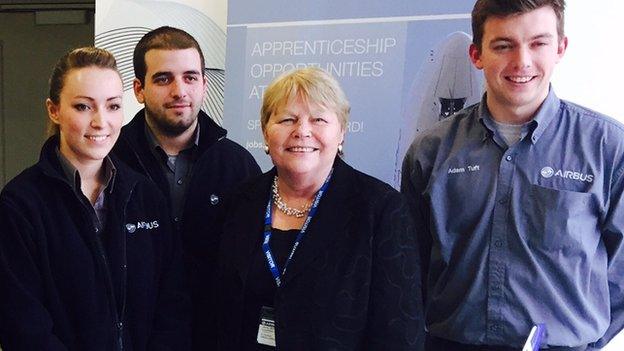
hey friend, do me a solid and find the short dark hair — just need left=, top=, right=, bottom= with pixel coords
left=471, top=0, right=566, bottom=50
left=48, top=47, right=118, bottom=135
left=133, top=26, right=205, bottom=85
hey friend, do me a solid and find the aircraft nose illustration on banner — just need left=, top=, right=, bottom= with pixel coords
left=434, top=32, right=481, bottom=120
left=396, top=31, right=484, bottom=184
left=94, top=0, right=226, bottom=125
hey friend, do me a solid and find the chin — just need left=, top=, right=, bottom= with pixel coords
left=88, top=153, right=110, bottom=162
left=280, top=166, right=313, bottom=176
left=283, top=162, right=334, bottom=178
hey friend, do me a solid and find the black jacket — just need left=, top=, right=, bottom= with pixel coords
left=0, top=137, right=191, bottom=351
left=112, top=109, right=261, bottom=349
left=217, top=158, right=425, bottom=350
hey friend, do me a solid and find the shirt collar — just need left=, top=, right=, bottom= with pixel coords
left=477, top=85, right=561, bottom=144
left=56, top=148, right=117, bottom=194
left=528, top=87, right=560, bottom=143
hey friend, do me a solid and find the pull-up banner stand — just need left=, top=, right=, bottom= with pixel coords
left=224, top=1, right=481, bottom=187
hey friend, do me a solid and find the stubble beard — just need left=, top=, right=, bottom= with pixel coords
left=145, top=104, right=198, bottom=137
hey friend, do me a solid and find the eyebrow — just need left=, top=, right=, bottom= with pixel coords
left=490, top=33, right=554, bottom=43
left=74, top=95, right=94, bottom=101
left=151, top=70, right=202, bottom=78
left=73, top=95, right=122, bottom=101
left=151, top=71, right=173, bottom=80
left=530, top=33, right=554, bottom=40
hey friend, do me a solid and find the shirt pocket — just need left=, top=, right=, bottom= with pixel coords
left=521, top=184, right=599, bottom=252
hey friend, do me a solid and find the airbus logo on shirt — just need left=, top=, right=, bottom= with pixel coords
left=126, top=220, right=160, bottom=234
left=540, top=166, right=594, bottom=183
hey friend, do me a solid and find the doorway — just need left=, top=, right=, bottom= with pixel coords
left=0, top=41, right=4, bottom=187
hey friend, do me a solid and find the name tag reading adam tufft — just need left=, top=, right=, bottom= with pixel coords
left=257, top=306, right=276, bottom=347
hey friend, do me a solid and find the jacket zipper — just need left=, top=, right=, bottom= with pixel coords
left=118, top=187, right=133, bottom=351
left=89, top=213, right=123, bottom=351
left=76, top=189, right=130, bottom=351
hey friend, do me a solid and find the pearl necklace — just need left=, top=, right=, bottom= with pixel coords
left=272, top=176, right=312, bottom=218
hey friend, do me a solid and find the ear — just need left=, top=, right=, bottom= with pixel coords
left=262, top=126, right=269, bottom=146
left=46, top=98, right=61, bottom=125
left=133, top=78, right=145, bottom=104
left=556, top=36, right=568, bottom=63
left=469, top=43, right=484, bottom=70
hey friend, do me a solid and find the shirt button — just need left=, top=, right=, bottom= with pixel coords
left=494, top=240, right=502, bottom=247
left=498, top=198, right=507, bottom=204
left=94, top=227, right=99, bottom=233
left=177, top=179, right=183, bottom=185
left=505, top=155, right=513, bottom=162
left=489, top=324, right=499, bottom=332
left=174, top=217, right=180, bottom=222
left=210, top=194, right=219, bottom=205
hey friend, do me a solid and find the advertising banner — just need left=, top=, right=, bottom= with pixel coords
left=224, top=1, right=482, bottom=187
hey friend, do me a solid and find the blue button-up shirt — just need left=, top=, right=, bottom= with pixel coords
left=402, top=89, right=624, bottom=349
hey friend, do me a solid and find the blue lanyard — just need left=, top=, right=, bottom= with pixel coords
left=263, top=169, right=333, bottom=287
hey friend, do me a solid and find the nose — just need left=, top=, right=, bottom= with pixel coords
left=513, top=46, right=532, bottom=69
left=170, top=78, right=187, bottom=99
left=294, top=119, right=311, bottom=138
left=91, top=111, right=104, bottom=128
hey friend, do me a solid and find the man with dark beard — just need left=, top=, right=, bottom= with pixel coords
left=112, top=26, right=260, bottom=350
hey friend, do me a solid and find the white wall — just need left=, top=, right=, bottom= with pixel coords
left=552, top=0, right=623, bottom=122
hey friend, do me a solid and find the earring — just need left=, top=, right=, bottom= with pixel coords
left=264, top=144, right=270, bottom=154
left=337, top=144, right=343, bottom=156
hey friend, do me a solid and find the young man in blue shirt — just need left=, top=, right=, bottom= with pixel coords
left=402, top=1, right=624, bottom=349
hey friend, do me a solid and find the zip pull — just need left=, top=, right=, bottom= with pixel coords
left=117, top=321, right=124, bottom=350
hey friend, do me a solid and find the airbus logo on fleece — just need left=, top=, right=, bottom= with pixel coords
left=125, top=220, right=160, bottom=234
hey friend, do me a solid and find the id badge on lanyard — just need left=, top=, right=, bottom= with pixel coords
left=257, top=306, right=276, bottom=346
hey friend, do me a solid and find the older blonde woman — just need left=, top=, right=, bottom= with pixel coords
left=217, top=67, right=424, bottom=350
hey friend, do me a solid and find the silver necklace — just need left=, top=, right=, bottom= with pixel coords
left=272, top=176, right=312, bottom=218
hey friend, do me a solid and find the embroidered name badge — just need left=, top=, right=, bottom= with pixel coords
left=448, top=164, right=480, bottom=174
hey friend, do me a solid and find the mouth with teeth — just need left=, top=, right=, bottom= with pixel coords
left=287, top=146, right=318, bottom=153
left=86, top=135, right=109, bottom=142
left=506, top=75, right=536, bottom=84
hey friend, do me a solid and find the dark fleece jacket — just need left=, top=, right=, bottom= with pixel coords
left=0, top=136, right=191, bottom=350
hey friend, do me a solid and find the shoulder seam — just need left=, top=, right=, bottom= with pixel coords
left=560, top=100, right=624, bottom=133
